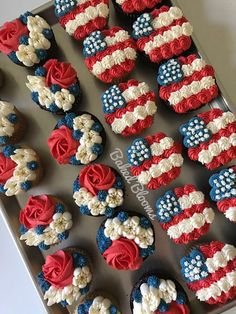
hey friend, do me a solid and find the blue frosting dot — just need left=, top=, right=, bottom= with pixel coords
left=91, top=143, right=103, bottom=156
left=35, top=225, right=45, bottom=235
left=80, top=286, right=89, bottom=295
left=49, top=103, right=59, bottom=113
left=27, top=161, right=38, bottom=170
left=42, top=28, right=53, bottom=39
left=98, top=190, right=108, bottom=201
left=70, top=156, right=81, bottom=165
left=78, top=304, right=86, bottom=314
left=20, top=181, right=32, bottom=191
left=73, top=252, right=87, bottom=268
left=0, top=136, right=8, bottom=145
left=133, top=289, right=142, bottom=303
left=37, top=271, right=50, bottom=293
left=97, top=227, right=112, bottom=253
left=58, top=230, right=69, bottom=241
left=32, top=91, right=39, bottom=103
left=0, top=184, right=6, bottom=194
left=80, top=205, right=90, bottom=215
left=55, top=203, right=65, bottom=213
left=50, top=84, right=61, bottom=93
left=147, top=276, right=160, bottom=288
left=176, top=292, right=187, bottom=304
left=19, top=35, right=29, bottom=45
left=36, top=49, right=47, bottom=60
left=139, top=216, right=151, bottom=229
left=73, top=179, right=80, bottom=192
left=140, top=244, right=155, bottom=258
left=105, top=207, right=115, bottom=218
left=3, top=145, right=18, bottom=157
left=65, top=113, right=76, bottom=128
left=8, top=51, right=21, bottom=64
left=19, top=11, right=33, bottom=24
left=69, top=83, right=80, bottom=96
left=91, top=122, right=102, bottom=133
left=158, top=300, right=168, bottom=312
left=19, top=224, right=28, bottom=235
left=56, top=118, right=66, bottom=128
left=72, top=130, right=83, bottom=141
left=7, top=113, right=18, bottom=124
left=110, top=305, right=118, bottom=314
left=117, top=211, right=129, bottom=222
left=35, top=67, right=46, bottom=76
left=39, top=242, right=50, bottom=250
left=84, top=300, right=93, bottom=311
left=113, top=176, right=124, bottom=189
left=60, top=300, right=68, bottom=307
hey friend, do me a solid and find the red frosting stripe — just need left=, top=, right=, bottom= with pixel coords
left=0, top=153, right=17, bottom=184
left=217, top=198, right=236, bottom=214
left=118, top=0, right=162, bottom=14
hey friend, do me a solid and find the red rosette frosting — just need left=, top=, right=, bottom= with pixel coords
left=155, top=302, right=190, bottom=314
left=119, top=0, right=162, bottom=14
left=48, top=125, right=78, bottom=165
left=79, top=164, right=116, bottom=196
left=0, top=153, right=16, bottom=184
left=42, top=250, right=74, bottom=289
left=44, top=59, right=77, bottom=89
left=19, top=195, right=55, bottom=229
left=102, top=237, right=143, bottom=270
left=0, top=19, right=28, bottom=54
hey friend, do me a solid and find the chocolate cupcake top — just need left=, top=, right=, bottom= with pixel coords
left=19, top=195, right=73, bottom=250
left=114, top=0, right=163, bottom=14
left=0, top=12, right=55, bottom=67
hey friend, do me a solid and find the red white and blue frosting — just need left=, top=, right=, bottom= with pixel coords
left=77, top=295, right=121, bottom=314
left=180, top=241, right=236, bottom=304
left=54, top=0, right=109, bottom=41
left=132, top=6, right=193, bottom=63
left=209, top=166, right=236, bottom=223
left=158, top=54, right=219, bottom=113
left=102, top=79, right=157, bottom=136
left=179, top=108, right=236, bottom=170
left=127, top=133, right=183, bottom=190
left=156, top=184, right=215, bottom=244
left=83, top=27, right=137, bottom=83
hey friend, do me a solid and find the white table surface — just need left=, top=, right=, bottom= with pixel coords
left=0, top=1, right=236, bottom=313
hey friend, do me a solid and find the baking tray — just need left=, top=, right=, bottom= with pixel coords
left=0, top=1, right=235, bottom=313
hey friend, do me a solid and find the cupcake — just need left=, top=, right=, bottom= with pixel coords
left=73, top=164, right=124, bottom=217
left=157, top=54, right=219, bottom=113
left=127, top=132, right=184, bottom=190
left=179, top=108, right=236, bottom=170
left=0, top=145, right=42, bottom=196
left=48, top=113, right=105, bottom=165
left=19, top=195, right=73, bottom=250
left=209, top=166, right=236, bottom=223
left=37, top=248, right=92, bottom=307
left=131, top=273, right=190, bottom=313
left=0, top=12, right=55, bottom=67
left=180, top=241, right=236, bottom=304
left=156, top=184, right=215, bottom=244
left=0, top=101, right=26, bottom=146
left=26, top=59, right=81, bottom=114
left=97, top=211, right=155, bottom=271
left=132, top=6, right=193, bottom=63
left=75, top=293, right=120, bottom=314
left=83, top=27, right=137, bottom=83
left=112, top=0, right=164, bottom=19
left=102, top=79, right=157, bottom=136
left=54, top=0, right=109, bottom=41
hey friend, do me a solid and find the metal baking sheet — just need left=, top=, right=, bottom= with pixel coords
left=0, top=1, right=235, bottom=313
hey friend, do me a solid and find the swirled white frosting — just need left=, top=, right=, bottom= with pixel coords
left=225, top=207, right=236, bottom=222
left=0, top=101, right=16, bottom=138
left=205, top=244, right=236, bottom=273
left=87, top=296, right=121, bottom=314
left=152, top=7, right=183, bottom=29
left=104, top=216, right=154, bottom=249
left=181, top=58, right=206, bottom=77
left=206, top=111, right=236, bottom=134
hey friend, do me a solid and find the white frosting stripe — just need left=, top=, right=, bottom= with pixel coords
left=205, top=244, right=236, bottom=273
left=178, top=191, right=205, bottom=209
left=152, top=7, right=183, bottom=29
left=182, top=58, right=206, bottom=77
left=143, top=22, right=193, bottom=54
left=105, top=30, right=130, bottom=46
left=167, top=207, right=215, bottom=240
left=137, top=153, right=183, bottom=185
left=206, top=111, right=236, bottom=134
left=65, top=3, right=109, bottom=35
left=198, top=133, right=236, bottom=165
left=225, top=207, right=236, bottom=222
left=91, top=47, right=137, bottom=76
left=150, top=137, right=174, bottom=157
left=168, top=76, right=216, bottom=106
left=122, top=82, right=150, bottom=103
left=196, top=270, right=236, bottom=302
left=111, top=101, right=157, bottom=134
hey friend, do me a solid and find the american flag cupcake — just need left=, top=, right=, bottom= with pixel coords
left=179, top=108, right=236, bottom=170
left=83, top=27, right=137, bottom=83
left=180, top=241, right=236, bottom=304
left=157, top=54, right=219, bottom=113
left=54, top=0, right=109, bottom=40
left=101, top=79, right=157, bottom=136
left=132, top=6, right=193, bottom=63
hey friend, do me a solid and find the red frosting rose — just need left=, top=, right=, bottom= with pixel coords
left=102, top=238, right=143, bottom=270
left=156, top=302, right=190, bottom=314
left=79, top=164, right=116, bottom=196
left=44, top=59, right=77, bottom=88
left=42, top=250, right=74, bottom=289
left=0, top=19, right=28, bottom=54
left=0, top=153, right=16, bottom=184
left=48, top=126, right=78, bottom=164
left=19, top=195, right=55, bottom=229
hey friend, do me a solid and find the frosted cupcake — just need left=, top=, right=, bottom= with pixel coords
left=83, top=27, right=137, bottom=83
left=180, top=241, right=236, bottom=304
left=97, top=211, right=155, bottom=271
left=48, top=113, right=105, bottom=165
left=0, top=12, right=55, bottom=67
left=0, top=101, right=26, bottom=146
left=132, top=6, right=193, bottom=63
left=131, top=273, right=190, bottom=313
left=102, top=79, right=157, bottom=136
left=37, top=248, right=92, bottom=307
left=19, top=195, right=73, bottom=250
left=127, top=132, right=184, bottom=190
left=179, top=108, right=236, bottom=170
left=157, top=54, right=219, bottom=113
left=54, top=0, right=109, bottom=41
left=26, top=59, right=81, bottom=114
left=0, top=145, right=42, bottom=196
left=156, top=184, right=215, bottom=244
left=73, top=164, right=124, bottom=217
left=209, top=166, right=236, bottom=223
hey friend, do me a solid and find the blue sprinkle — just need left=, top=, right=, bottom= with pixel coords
left=7, top=113, right=18, bottom=124
left=58, top=230, right=69, bottom=240
left=8, top=51, right=21, bottom=65
left=80, top=205, right=90, bottom=215
left=0, top=184, right=6, bottom=194
left=35, top=225, right=45, bottom=235
left=27, top=161, right=38, bottom=170
left=73, top=179, right=80, bottom=192
left=158, top=300, right=168, bottom=312
left=39, top=242, right=50, bottom=250
left=49, top=103, right=59, bottom=113
left=0, top=136, right=8, bottom=145
left=65, top=113, right=76, bottom=128
left=36, top=49, right=48, bottom=60
left=72, top=130, right=83, bottom=140
left=132, top=289, right=142, bottom=303
left=55, top=203, right=65, bottom=213
left=69, top=83, right=80, bottom=96
left=60, top=300, right=68, bottom=307
left=19, top=224, right=28, bottom=235
left=117, top=211, right=129, bottom=222
left=42, top=28, right=53, bottom=39
left=19, top=35, right=29, bottom=45
left=91, top=122, right=102, bottom=133
left=98, top=190, right=108, bottom=201
left=35, top=66, right=46, bottom=76
left=19, top=11, right=33, bottom=24
left=110, top=305, right=118, bottom=314
left=70, top=156, right=81, bottom=165
left=91, top=143, right=103, bottom=155
left=105, top=207, right=115, bottom=218
left=139, top=216, right=151, bottom=229
left=3, top=145, right=18, bottom=157
left=50, top=84, right=61, bottom=93
left=20, top=181, right=32, bottom=191
left=176, top=292, right=187, bottom=304
left=147, top=276, right=160, bottom=288
left=113, top=176, right=124, bottom=189
left=80, top=286, right=89, bottom=295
